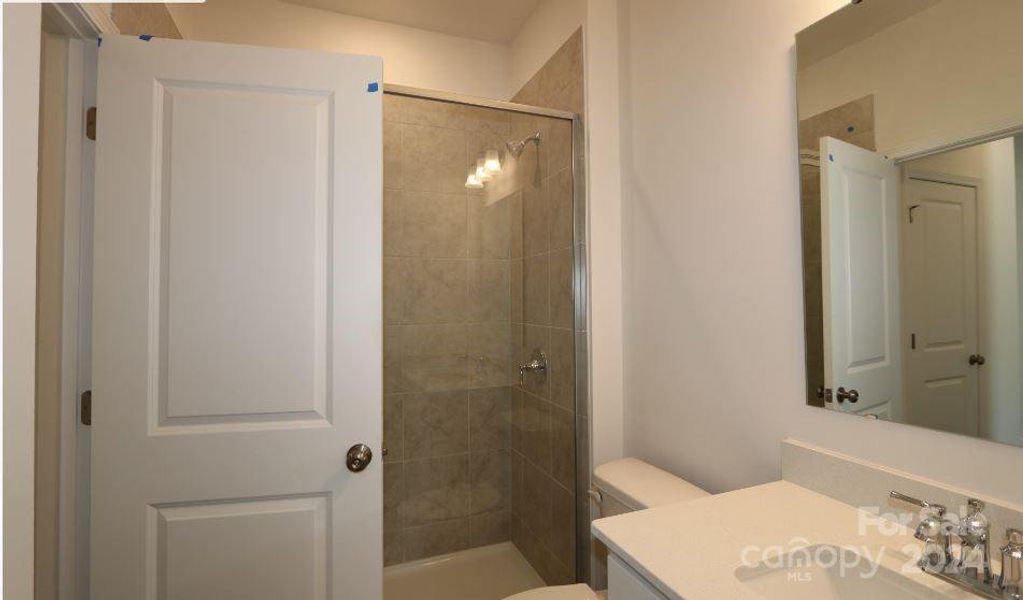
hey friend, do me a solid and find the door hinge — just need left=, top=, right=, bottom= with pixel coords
left=911, top=333, right=916, bottom=350
left=85, top=106, right=97, bottom=141
left=81, top=390, right=92, bottom=425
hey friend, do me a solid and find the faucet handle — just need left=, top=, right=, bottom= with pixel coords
left=1000, top=529, right=1023, bottom=596
left=890, top=490, right=946, bottom=516
left=960, top=499, right=990, bottom=539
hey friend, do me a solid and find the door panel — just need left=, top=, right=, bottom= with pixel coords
left=902, top=177, right=978, bottom=435
left=153, top=496, right=328, bottom=600
left=159, top=82, right=330, bottom=427
left=92, top=36, right=382, bottom=599
left=821, top=137, right=901, bottom=412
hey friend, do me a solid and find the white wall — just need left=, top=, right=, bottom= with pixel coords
left=167, top=0, right=513, bottom=99
left=509, top=0, right=585, bottom=94
left=798, top=0, right=1023, bottom=158
left=907, top=139, right=1021, bottom=446
left=619, top=0, right=1023, bottom=502
left=3, top=4, right=42, bottom=599
left=584, top=0, right=626, bottom=469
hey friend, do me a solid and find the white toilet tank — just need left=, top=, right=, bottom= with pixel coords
left=591, top=458, right=709, bottom=518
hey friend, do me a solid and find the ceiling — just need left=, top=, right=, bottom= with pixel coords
left=279, top=0, right=542, bottom=43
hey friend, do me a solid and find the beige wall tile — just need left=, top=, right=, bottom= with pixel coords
left=383, top=258, right=404, bottom=323
left=469, top=322, right=511, bottom=388
left=402, top=124, right=466, bottom=193
left=403, top=259, right=468, bottom=323
left=523, top=180, right=549, bottom=256
left=521, top=393, right=552, bottom=473
left=510, top=259, right=524, bottom=323
left=521, top=460, right=552, bottom=543
left=403, top=519, right=470, bottom=561
left=404, top=455, right=470, bottom=527
left=470, top=511, right=511, bottom=547
left=523, top=254, right=550, bottom=326
left=468, top=260, right=510, bottom=323
left=385, top=527, right=403, bottom=566
left=401, top=323, right=468, bottom=392
left=383, top=94, right=401, bottom=123
left=509, top=192, right=524, bottom=259
left=511, top=389, right=525, bottom=454
left=548, top=120, right=574, bottom=177
left=384, top=463, right=404, bottom=531
left=538, top=30, right=582, bottom=109
left=549, top=481, right=576, bottom=573
left=384, top=326, right=403, bottom=395
left=404, top=390, right=469, bottom=459
left=548, top=328, right=575, bottom=411
left=384, top=394, right=403, bottom=462
left=400, top=191, right=468, bottom=257
left=551, top=405, right=575, bottom=490
left=548, top=169, right=574, bottom=251
left=384, top=122, right=402, bottom=190
left=549, top=248, right=573, bottom=329
left=511, top=450, right=524, bottom=514
left=470, top=449, right=510, bottom=515
left=461, top=104, right=511, bottom=137
left=468, top=194, right=511, bottom=259
left=386, top=94, right=464, bottom=130
left=384, top=189, right=401, bottom=256
left=469, top=387, right=510, bottom=452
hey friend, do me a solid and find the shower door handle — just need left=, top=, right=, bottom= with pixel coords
left=345, top=443, right=373, bottom=472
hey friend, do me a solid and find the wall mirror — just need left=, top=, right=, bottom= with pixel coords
left=796, top=0, right=1023, bottom=447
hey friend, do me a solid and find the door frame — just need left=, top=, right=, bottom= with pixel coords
left=900, top=168, right=983, bottom=431
left=42, top=5, right=118, bottom=599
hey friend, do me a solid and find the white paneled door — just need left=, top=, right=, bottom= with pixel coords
left=821, top=137, right=901, bottom=414
left=92, top=36, right=382, bottom=599
left=902, top=177, right=979, bottom=436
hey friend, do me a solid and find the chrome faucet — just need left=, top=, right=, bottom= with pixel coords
left=959, top=498, right=994, bottom=584
left=518, top=349, right=547, bottom=385
left=891, top=491, right=1022, bottom=599
left=1001, top=529, right=1023, bottom=600
left=890, top=491, right=953, bottom=572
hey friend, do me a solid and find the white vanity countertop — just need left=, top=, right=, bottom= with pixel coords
left=591, top=481, right=979, bottom=600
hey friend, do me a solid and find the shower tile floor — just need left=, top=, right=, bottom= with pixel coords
left=384, top=542, right=545, bottom=600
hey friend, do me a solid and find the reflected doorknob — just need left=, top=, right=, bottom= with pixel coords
left=346, top=443, right=373, bottom=472
left=969, top=354, right=986, bottom=366
left=836, top=387, right=859, bottom=404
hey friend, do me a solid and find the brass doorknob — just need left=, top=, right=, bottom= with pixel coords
left=346, top=443, right=373, bottom=472
left=836, top=387, right=859, bottom=404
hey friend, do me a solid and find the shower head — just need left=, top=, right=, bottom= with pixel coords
left=506, top=131, right=542, bottom=157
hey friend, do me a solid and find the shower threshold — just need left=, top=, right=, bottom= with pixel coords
left=384, top=541, right=545, bottom=600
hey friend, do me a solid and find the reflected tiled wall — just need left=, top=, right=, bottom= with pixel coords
left=383, top=94, right=518, bottom=564
left=509, top=28, right=584, bottom=586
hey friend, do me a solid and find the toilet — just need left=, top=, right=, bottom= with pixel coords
left=504, top=458, right=710, bottom=600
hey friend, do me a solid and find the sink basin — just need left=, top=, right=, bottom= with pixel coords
left=734, top=544, right=946, bottom=599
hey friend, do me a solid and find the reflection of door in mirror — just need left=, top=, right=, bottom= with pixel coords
left=901, top=177, right=979, bottom=436
left=901, top=136, right=1023, bottom=446
left=820, top=137, right=901, bottom=416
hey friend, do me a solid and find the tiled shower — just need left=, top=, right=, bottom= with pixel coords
left=381, top=31, right=584, bottom=585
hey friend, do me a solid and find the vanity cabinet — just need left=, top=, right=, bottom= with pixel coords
left=607, top=554, right=669, bottom=600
